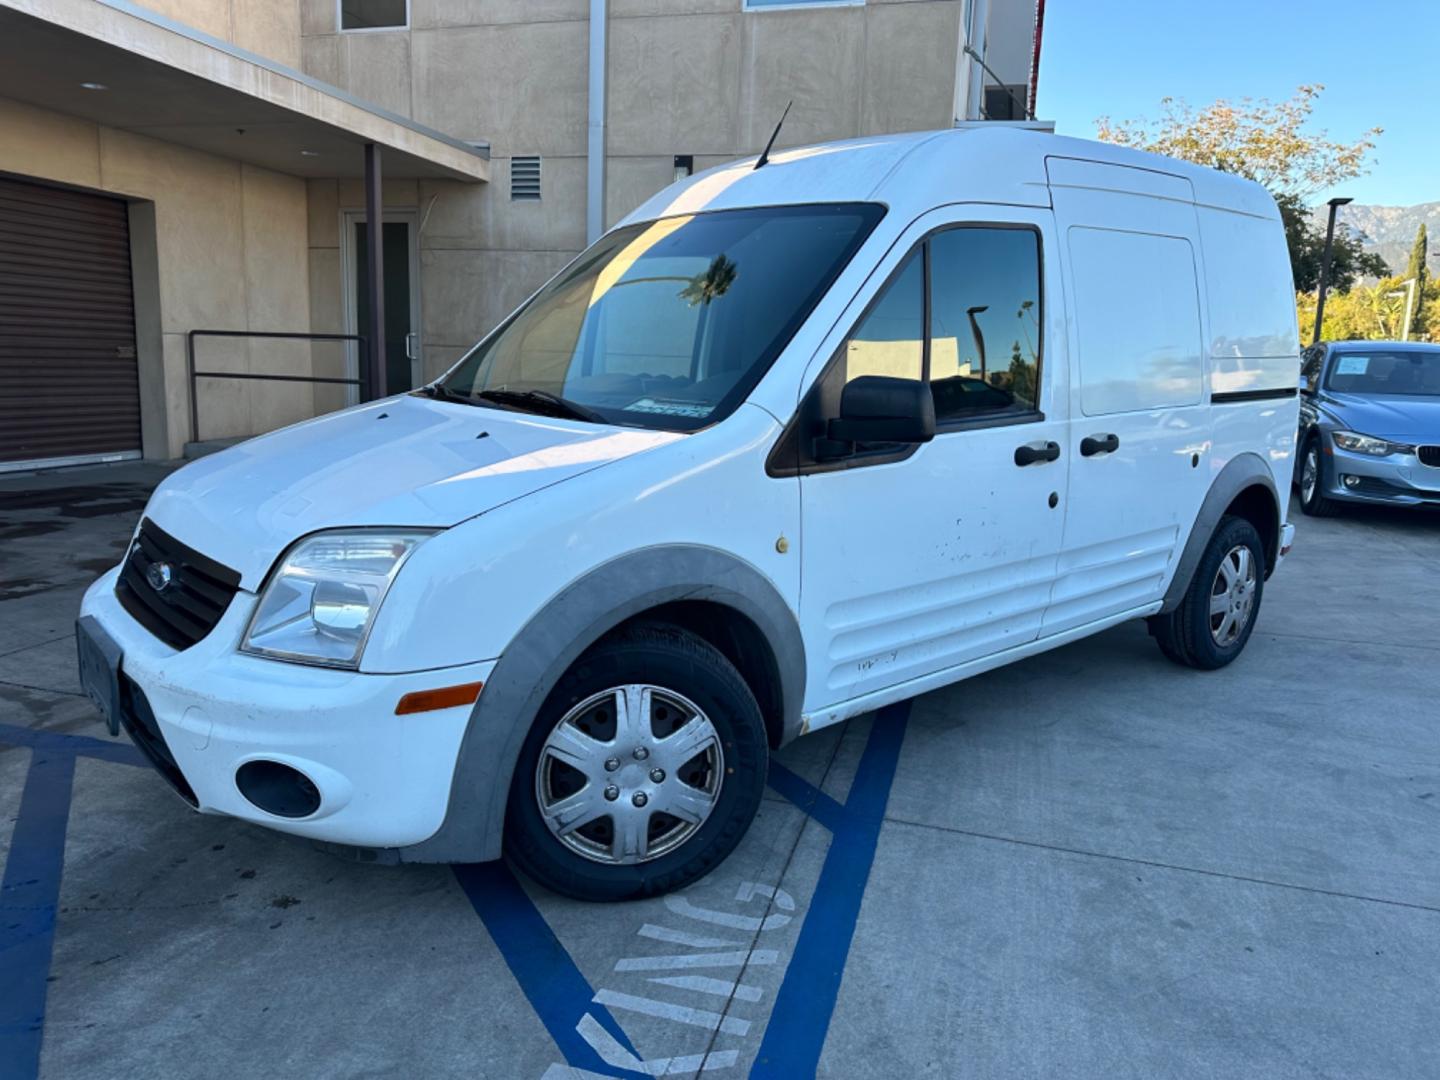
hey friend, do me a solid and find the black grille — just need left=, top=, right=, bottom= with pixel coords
left=1418, top=445, right=1440, bottom=468
left=118, top=673, right=198, bottom=806
left=116, top=518, right=241, bottom=650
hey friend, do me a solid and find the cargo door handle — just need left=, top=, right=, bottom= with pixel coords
left=1014, top=440, right=1061, bottom=467
left=1080, top=433, right=1120, bottom=457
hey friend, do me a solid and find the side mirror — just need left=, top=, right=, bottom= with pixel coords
left=825, top=375, right=936, bottom=449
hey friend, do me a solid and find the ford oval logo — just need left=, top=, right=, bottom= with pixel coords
left=146, top=561, right=174, bottom=593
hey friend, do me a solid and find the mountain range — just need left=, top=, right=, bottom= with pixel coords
left=1312, top=201, right=1440, bottom=278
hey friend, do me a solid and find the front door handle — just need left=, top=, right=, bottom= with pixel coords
left=1080, top=433, right=1120, bottom=457
left=1014, top=440, right=1061, bottom=467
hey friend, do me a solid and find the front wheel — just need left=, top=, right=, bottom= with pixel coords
left=1297, top=438, right=1341, bottom=517
left=504, top=623, right=768, bottom=901
left=1149, top=515, right=1265, bottom=670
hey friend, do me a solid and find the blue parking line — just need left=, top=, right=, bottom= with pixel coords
left=0, top=750, right=77, bottom=1080
left=753, top=702, right=911, bottom=1078
left=455, top=861, right=647, bottom=1078
left=764, top=761, right=847, bottom=833
left=0, top=722, right=145, bottom=768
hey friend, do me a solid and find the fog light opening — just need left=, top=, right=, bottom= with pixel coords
left=1342, top=474, right=1361, bottom=489
left=235, top=760, right=322, bottom=819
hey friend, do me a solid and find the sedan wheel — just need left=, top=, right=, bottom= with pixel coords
left=1300, top=445, right=1318, bottom=504
left=1298, top=438, right=1341, bottom=517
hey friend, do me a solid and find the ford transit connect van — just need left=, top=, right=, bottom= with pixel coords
left=78, top=128, right=1300, bottom=900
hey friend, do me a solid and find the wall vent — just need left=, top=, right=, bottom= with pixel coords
left=511, top=156, right=542, bottom=201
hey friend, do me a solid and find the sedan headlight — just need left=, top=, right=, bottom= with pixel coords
left=1331, top=430, right=1414, bottom=457
left=241, top=530, right=434, bottom=668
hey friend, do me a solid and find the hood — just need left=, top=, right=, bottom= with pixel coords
left=146, top=395, right=683, bottom=588
left=1321, top=392, right=1440, bottom=442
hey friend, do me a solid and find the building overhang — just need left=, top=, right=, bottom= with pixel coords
left=0, top=0, right=489, bottom=182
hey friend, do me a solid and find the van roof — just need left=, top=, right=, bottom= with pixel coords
left=622, top=125, right=1279, bottom=227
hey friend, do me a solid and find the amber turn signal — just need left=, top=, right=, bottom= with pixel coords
left=394, top=681, right=483, bottom=715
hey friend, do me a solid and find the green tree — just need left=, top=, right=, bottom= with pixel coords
left=1097, top=86, right=1386, bottom=290
left=1406, top=223, right=1429, bottom=280
left=1296, top=274, right=1440, bottom=343
left=1404, top=223, right=1428, bottom=335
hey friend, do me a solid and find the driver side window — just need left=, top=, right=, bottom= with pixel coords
left=929, top=227, right=1042, bottom=421
left=768, top=223, right=1047, bottom=477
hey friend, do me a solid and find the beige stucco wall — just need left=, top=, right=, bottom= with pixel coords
left=138, top=0, right=303, bottom=67
left=0, top=95, right=313, bottom=458
left=299, top=0, right=964, bottom=368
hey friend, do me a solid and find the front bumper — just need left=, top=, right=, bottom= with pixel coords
left=1323, top=445, right=1440, bottom=506
left=79, top=568, right=494, bottom=849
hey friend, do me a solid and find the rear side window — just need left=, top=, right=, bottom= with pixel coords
left=1068, top=227, right=1204, bottom=416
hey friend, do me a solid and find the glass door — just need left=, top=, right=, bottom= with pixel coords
left=344, top=211, right=421, bottom=399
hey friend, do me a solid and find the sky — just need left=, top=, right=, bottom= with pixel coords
left=1037, top=0, right=1438, bottom=208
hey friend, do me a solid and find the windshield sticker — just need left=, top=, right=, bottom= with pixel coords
left=1335, top=356, right=1370, bottom=376
left=622, top=398, right=713, bottom=419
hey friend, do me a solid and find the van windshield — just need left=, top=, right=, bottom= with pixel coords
left=439, top=203, right=885, bottom=431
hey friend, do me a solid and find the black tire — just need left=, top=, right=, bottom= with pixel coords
left=504, top=622, right=768, bottom=902
left=1297, top=436, right=1342, bottom=517
left=1148, top=515, right=1266, bottom=671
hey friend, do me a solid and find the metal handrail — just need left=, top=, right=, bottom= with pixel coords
left=186, top=329, right=367, bottom=445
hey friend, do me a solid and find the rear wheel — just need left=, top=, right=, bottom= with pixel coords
left=1297, top=437, right=1341, bottom=517
left=1149, top=515, right=1265, bottom=670
left=504, top=623, right=768, bottom=901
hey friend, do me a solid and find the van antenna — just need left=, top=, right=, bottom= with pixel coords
left=754, top=101, right=793, bottom=170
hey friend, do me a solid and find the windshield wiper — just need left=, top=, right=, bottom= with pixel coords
left=416, top=383, right=485, bottom=406
left=473, top=388, right=608, bottom=424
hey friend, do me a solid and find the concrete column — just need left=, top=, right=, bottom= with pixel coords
left=587, top=0, right=607, bottom=246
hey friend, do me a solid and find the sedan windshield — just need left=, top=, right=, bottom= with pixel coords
left=1326, top=347, right=1440, bottom=396
left=439, top=203, right=885, bottom=431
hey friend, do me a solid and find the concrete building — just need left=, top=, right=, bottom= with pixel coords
left=0, top=0, right=1042, bottom=472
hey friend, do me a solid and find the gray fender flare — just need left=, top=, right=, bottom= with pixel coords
left=397, top=544, right=805, bottom=863
left=1160, top=452, right=1281, bottom=613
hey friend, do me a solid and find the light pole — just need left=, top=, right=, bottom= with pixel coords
left=1313, top=195, right=1353, bottom=345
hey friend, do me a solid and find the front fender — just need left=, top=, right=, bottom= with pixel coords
left=395, top=544, right=804, bottom=863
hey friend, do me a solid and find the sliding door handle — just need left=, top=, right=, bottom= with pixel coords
left=1080, top=433, right=1120, bottom=457
left=1014, top=441, right=1061, bottom=467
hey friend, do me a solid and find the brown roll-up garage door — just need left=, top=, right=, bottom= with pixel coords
left=0, top=176, right=141, bottom=469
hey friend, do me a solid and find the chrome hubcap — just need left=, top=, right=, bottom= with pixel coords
left=1301, top=447, right=1318, bottom=503
left=535, top=684, right=723, bottom=865
left=1209, top=544, right=1257, bottom=647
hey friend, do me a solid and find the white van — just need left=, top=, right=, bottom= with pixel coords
left=78, top=127, right=1299, bottom=900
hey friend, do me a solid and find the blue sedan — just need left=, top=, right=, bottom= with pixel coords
left=1295, top=340, right=1440, bottom=515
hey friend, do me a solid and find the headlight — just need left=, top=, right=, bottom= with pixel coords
left=1331, top=431, right=1413, bottom=457
left=241, top=530, right=434, bottom=668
